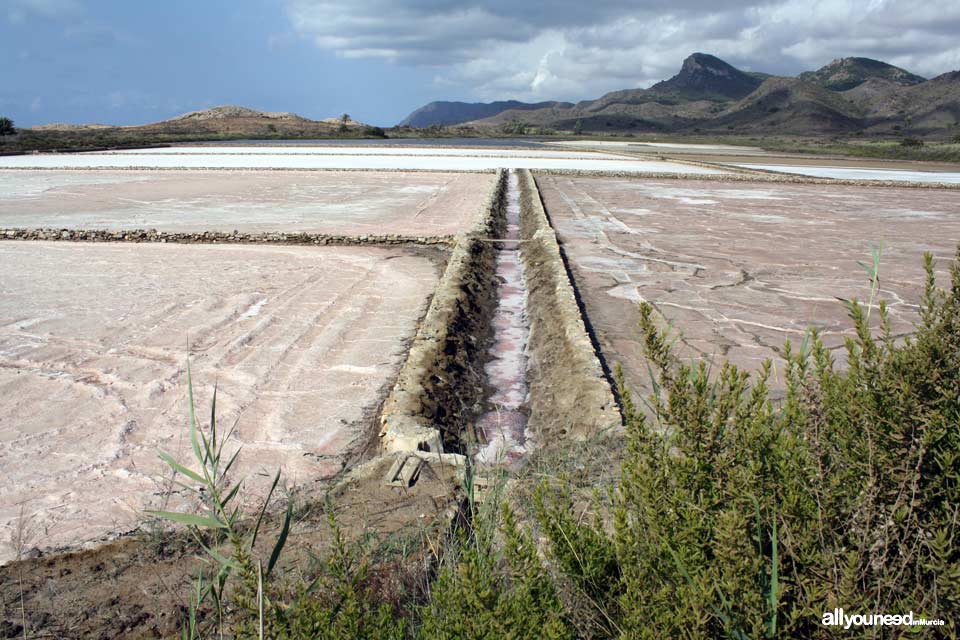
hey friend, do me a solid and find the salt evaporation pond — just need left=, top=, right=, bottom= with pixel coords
left=0, top=241, right=439, bottom=562
left=113, top=146, right=632, bottom=160
left=734, top=164, right=960, bottom=184
left=0, top=170, right=493, bottom=235
left=0, top=151, right=727, bottom=174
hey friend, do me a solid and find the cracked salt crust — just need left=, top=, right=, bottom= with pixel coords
left=537, top=175, right=960, bottom=397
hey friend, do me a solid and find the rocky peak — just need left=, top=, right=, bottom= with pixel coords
left=650, top=53, right=763, bottom=100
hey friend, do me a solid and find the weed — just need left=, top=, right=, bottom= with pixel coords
left=151, top=365, right=405, bottom=639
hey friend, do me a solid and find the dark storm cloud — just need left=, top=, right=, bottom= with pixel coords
left=285, top=0, right=960, bottom=100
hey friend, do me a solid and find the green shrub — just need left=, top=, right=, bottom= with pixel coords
left=535, top=249, right=960, bottom=638
left=900, top=137, right=924, bottom=148
left=421, top=489, right=572, bottom=640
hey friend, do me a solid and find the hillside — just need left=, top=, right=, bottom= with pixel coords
left=399, top=100, right=573, bottom=127
left=710, top=77, right=863, bottom=133
left=800, top=57, right=926, bottom=91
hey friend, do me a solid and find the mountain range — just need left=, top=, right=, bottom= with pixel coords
left=398, top=54, right=960, bottom=136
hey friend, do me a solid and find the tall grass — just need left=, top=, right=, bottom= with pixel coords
left=152, top=365, right=405, bottom=639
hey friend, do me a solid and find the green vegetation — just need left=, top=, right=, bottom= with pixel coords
left=0, top=124, right=390, bottom=153
left=159, top=249, right=959, bottom=637
left=152, top=367, right=406, bottom=639
left=532, top=249, right=959, bottom=638
left=499, top=119, right=556, bottom=136
left=0, top=117, right=14, bottom=136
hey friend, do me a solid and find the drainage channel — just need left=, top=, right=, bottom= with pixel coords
left=476, top=169, right=531, bottom=466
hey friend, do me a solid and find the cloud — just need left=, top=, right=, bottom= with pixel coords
left=284, top=0, right=960, bottom=100
left=6, top=0, right=80, bottom=24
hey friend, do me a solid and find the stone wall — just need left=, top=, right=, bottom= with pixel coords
left=0, top=227, right=454, bottom=247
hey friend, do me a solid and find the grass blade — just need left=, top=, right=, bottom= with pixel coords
left=186, top=362, right=203, bottom=465
left=767, top=518, right=779, bottom=638
left=267, top=501, right=293, bottom=577
left=158, top=451, right=206, bottom=484
left=148, top=510, right=226, bottom=529
left=252, top=470, right=281, bottom=548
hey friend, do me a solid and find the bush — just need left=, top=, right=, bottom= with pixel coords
left=534, top=248, right=960, bottom=638
left=0, top=117, right=14, bottom=136
left=900, top=137, right=924, bottom=148
left=421, top=502, right=572, bottom=640
left=501, top=120, right=529, bottom=136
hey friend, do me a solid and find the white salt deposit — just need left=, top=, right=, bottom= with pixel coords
left=0, top=150, right=727, bottom=174
left=734, top=164, right=960, bottom=185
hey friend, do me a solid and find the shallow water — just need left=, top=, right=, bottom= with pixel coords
left=476, top=170, right=531, bottom=465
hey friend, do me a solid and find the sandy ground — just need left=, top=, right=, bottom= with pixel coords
left=0, top=152, right=727, bottom=174
left=732, top=163, right=960, bottom=184
left=0, top=170, right=493, bottom=234
left=0, top=242, right=439, bottom=563
left=536, top=174, right=960, bottom=396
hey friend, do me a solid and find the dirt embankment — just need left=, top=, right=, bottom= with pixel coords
left=517, top=169, right=621, bottom=439
left=379, top=170, right=507, bottom=455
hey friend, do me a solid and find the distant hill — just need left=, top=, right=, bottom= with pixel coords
left=455, top=52, right=958, bottom=136
left=137, top=105, right=366, bottom=136
left=799, top=57, right=926, bottom=91
left=398, top=100, right=574, bottom=127
left=25, top=106, right=368, bottom=136
left=12, top=105, right=380, bottom=153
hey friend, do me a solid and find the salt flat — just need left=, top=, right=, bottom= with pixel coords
left=548, top=140, right=768, bottom=155
left=114, top=145, right=630, bottom=159
left=0, top=151, right=726, bottom=174
left=0, top=170, right=492, bottom=234
left=734, top=163, right=960, bottom=184
left=536, top=174, right=960, bottom=396
left=0, top=242, right=438, bottom=562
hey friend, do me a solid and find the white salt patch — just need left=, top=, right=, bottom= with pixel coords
left=239, top=298, right=267, bottom=320
left=606, top=284, right=642, bottom=302
left=733, top=164, right=960, bottom=185
left=330, top=364, right=380, bottom=375
left=112, top=145, right=632, bottom=160
left=0, top=152, right=727, bottom=174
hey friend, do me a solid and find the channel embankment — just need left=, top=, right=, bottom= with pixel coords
left=517, top=169, right=621, bottom=439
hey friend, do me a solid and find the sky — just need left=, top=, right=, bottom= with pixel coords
left=3, top=0, right=960, bottom=128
